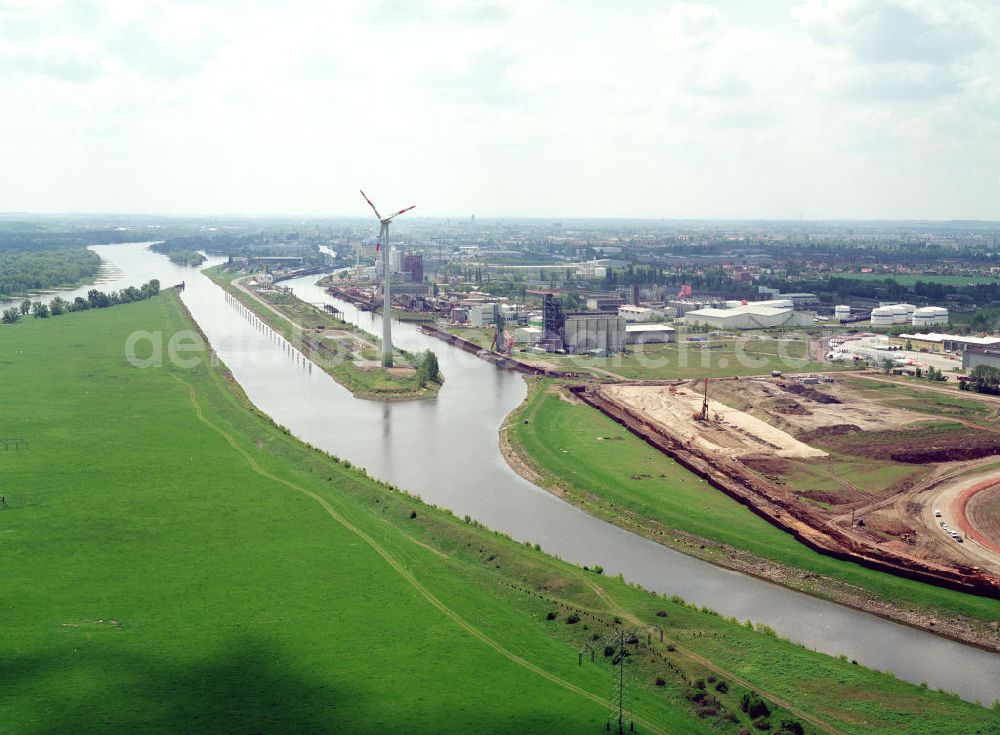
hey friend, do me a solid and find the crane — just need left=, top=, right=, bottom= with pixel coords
left=693, top=377, right=710, bottom=422
left=490, top=318, right=513, bottom=356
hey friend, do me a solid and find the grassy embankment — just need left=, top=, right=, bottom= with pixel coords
left=206, top=265, right=440, bottom=401
left=442, top=326, right=847, bottom=379
left=2, top=293, right=999, bottom=732
left=506, top=380, right=1000, bottom=635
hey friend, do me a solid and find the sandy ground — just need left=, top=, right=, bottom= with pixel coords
left=706, top=377, right=920, bottom=435
left=602, top=384, right=827, bottom=459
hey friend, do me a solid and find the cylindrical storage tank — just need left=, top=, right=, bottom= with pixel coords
left=834, top=305, right=851, bottom=321
left=885, top=305, right=907, bottom=324
left=871, top=306, right=895, bottom=326
left=912, top=306, right=949, bottom=327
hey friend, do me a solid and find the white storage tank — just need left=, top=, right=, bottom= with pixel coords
left=871, top=306, right=895, bottom=326
left=911, top=306, right=949, bottom=327
left=834, top=305, right=851, bottom=321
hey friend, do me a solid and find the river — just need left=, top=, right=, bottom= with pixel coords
left=38, top=243, right=1000, bottom=705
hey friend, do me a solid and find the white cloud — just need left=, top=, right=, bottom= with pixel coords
left=0, top=0, right=998, bottom=219
left=656, top=2, right=721, bottom=49
left=793, top=0, right=988, bottom=63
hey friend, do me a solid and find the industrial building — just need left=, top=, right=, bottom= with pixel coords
left=757, top=287, right=819, bottom=307
left=683, top=304, right=815, bottom=330
left=963, top=347, right=1000, bottom=371
left=403, top=254, right=424, bottom=283
left=625, top=324, right=676, bottom=345
left=576, top=264, right=607, bottom=279
left=514, top=326, right=544, bottom=345
left=585, top=294, right=624, bottom=312
left=668, top=299, right=722, bottom=316
left=889, top=332, right=1000, bottom=354
left=618, top=304, right=656, bottom=322
left=563, top=313, right=625, bottom=354
left=468, top=303, right=525, bottom=328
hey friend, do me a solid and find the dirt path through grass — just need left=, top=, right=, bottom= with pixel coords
left=174, top=375, right=673, bottom=735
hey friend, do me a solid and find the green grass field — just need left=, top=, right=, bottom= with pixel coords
left=442, top=326, right=847, bottom=380
left=596, top=339, right=847, bottom=380
left=507, top=381, right=1000, bottom=630
left=3, top=293, right=1000, bottom=733
left=772, top=451, right=925, bottom=503
left=829, top=273, right=999, bottom=287
left=842, top=376, right=1000, bottom=422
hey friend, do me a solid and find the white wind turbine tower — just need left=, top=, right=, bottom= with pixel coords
left=361, top=189, right=415, bottom=368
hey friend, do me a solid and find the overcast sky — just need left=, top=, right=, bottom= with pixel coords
left=1, top=0, right=998, bottom=220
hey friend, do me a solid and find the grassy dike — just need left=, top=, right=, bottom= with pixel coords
left=505, top=380, right=1000, bottom=648
left=205, top=265, right=441, bottom=401
left=1, top=292, right=999, bottom=733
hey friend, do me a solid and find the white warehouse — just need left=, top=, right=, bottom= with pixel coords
left=684, top=304, right=814, bottom=330
left=625, top=324, right=676, bottom=344
left=619, top=304, right=657, bottom=322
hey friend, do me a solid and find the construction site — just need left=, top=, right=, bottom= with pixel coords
left=570, top=374, right=1000, bottom=598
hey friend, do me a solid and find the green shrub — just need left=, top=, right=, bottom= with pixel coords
left=741, top=692, right=770, bottom=720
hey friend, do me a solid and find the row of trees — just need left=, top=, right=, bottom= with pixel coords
left=962, top=365, right=1000, bottom=395
left=2, top=280, right=160, bottom=324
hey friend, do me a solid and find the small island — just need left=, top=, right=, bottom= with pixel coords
left=149, top=242, right=207, bottom=266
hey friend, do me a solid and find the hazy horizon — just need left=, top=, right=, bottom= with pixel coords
left=2, top=0, right=999, bottom=220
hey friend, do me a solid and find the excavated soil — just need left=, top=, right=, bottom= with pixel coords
left=820, top=428, right=1000, bottom=464
left=796, top=424, right=862, bottom=442
left=772, top=399, right=811, bottom=416
left=779, top=383, right=842, bottom=404
left=706, top=378, right=918, bottom=435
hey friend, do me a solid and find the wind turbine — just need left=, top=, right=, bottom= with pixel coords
left=360, top=189, right=415, bottom=367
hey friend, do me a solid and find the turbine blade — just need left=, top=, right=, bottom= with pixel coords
left=384, top=205, right=416, bottom=221
left=360, top=189, right=382, bottom=220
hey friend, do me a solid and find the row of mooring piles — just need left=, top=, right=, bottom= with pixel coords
left=224, top=290, right=312, bottom=374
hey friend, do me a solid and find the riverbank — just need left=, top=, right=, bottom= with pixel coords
left=205, top=265, right=441, bottom=401
left=8, top=292, right=1000, bottom=730
left=501, top=379, right=1000, bottom=654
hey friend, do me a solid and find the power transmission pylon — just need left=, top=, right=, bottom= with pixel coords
left=580, top=628, right=639, bottom=733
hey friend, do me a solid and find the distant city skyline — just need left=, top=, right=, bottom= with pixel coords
left=1, top=0, right=998, bottom=220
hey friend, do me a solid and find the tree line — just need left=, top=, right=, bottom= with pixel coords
left=0, top=246, right=102, bottom=296
left=961, top=365, right=1000, bottom=395
left=2, top=280, right=160, bottom=324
